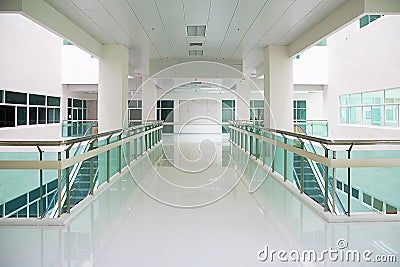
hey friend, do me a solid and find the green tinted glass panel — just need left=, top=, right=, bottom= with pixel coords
left=362, top=106, right=371, bottom=125
left=371, top=106, right=382, bottom=126
left=385, top=88, right=400, bottom=104
left=161, top=100, right=174, bottom=108
left=384, top=105, right=398, bottom=127
left=369, top=15, right=381, bottom=23
left=5, top=91, right=27, bottom=104
left=222, top=100, right=234, bottom=108
left=29, top=107, right=37, bottom=125
left=350, top=107, right=361, bottom=124
left=68, top=98, right=72, bottom=107
left=0, top=90, right=3, bottom=103
left=17, top=107, right=27, bottom=125
left=73, top=99, right=82, bottom=107
left=250, top=100, right=264, bottom=108
left=222, top=109, right=234, bottom=122
left=360, top=15, right=369, bottom=28
left=47, top=96, right=60, bottom=107
left=38, top=107, right=46, bottom=124
left=339, top=95, right=349, bottom=106
left=297, top=100, right=306, bottom=108
left=315, top=39, right=327, bottom=46
left=362, top=91, right=383, bottom=105
left=54, top=108, right=60, bottom=123
left=47, top=108, right=54, bottom=123
left=349, top=94, right=361, bottom=105
left=340, top=107, right=349, bottom=124
left=29, top=94, right=46, bottom=105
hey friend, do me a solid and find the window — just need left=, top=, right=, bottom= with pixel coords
left=293, top=100, right=306, bottom=122
left=0, top=90, right=3, bottom=103
left=29, top=107, right=37, bottom=125
left=339, top=88, right=400, bottom=128
left=157, top=100, right=174, bottom=133
left=359, top=15, right=382, bottom=28
left=67, top=98, right=87, bottom=121
left=250, top=100, right=264, bottom=121
left=222, top=100, right=235, bottom=133
left=29, top=94, right=46, bottom=106
left=17, top=107, right=27, bottom=126
left=5, top=91, right=27, bottom=105
left=128, top=100, right=142, bottom=125
left=47, top=96, right=60, bottom=107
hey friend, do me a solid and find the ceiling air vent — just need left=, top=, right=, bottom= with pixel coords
left=186, top=25, right=206, bottom=37
left=189, top=50, right=203, bottom=56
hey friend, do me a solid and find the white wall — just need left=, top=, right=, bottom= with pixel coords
left=293, top=46, right=328, bottom=85
left=62, top=45, right=99, bottom=84
left=327, top=15, right=400, bottom=139
left=293, top=91, right=325, bottom=120
left=0, top=14, right=63, bottom=140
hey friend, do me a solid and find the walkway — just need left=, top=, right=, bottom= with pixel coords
left=0, top=134, right=399, bottom=266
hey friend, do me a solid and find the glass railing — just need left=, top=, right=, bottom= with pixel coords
left=62, top=120, right=98, bottom=138
left=294, top=120, right=328, bottom=137
left=229, top=120, right=400, bottom=217
left=0, top=121, right=163, bottom=219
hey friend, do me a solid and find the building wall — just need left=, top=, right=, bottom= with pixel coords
left=293, top=46, right=328, bottom=85
left=293, top=91, right=325, bottom=121
left=327, top=15, right=400, bottom=139
left=0, top=14, right=63, bottom=140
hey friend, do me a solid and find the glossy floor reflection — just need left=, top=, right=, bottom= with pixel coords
left=1, top=134, right=400, bottom=266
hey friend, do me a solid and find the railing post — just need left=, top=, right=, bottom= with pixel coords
left=324, top=147, right=329, bottom=212
left=89, top=141, right=94, bottom=195
left=65, top=147, right=71, bottom=213
left=118, top=133, right=123, bottom=173
left=283, top=137, right=287, bottom=182
left=332, top=151, right=337, bottom=214
left=347, top=144, right=353, bottom=216
left=106, top=136, right=111, bottom=182
left=57, top=151, right=62, bottom=217
left=37, top=146, right=44, bottom=218
left=300, top=141, right=304, bottom=194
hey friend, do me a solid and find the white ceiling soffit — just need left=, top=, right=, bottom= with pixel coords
left=44, top=0, right=350, bottom=73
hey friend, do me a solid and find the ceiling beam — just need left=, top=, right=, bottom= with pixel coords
left=289, top=0, right=400, bottom=58
left=0, top=0, right=103, bottom=58
left=289, top=0, right=365, bottom=57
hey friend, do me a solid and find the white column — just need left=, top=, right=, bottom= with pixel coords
left=264, top=45, right=293, bottom=131
left=98, top=44, right=128, bottom=132
left=142, top=76, right=157, bottom=121
left=236, top=79, right=250, bottom=120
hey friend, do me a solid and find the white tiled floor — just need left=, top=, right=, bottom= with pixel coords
left=1, top=134, right=399, bottom=266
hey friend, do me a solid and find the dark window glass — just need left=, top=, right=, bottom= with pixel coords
left=17, top=107, right=27, bottom=125
left=68, top=108, right=72, bottom=120
left=369, top=15, right=381, bottom=23
left=138, top=100, right=142, bottom=108
left=161, top=100, right=174, bottom=108
left=73, top=99, right=83, bottom=107
left=47, top=108, right=54, bottom=124
left=297, top=101, right=306, bottom=108
left=222, top=100, right=234, bottom=108
left=0, top=105, right=15, bottom=127
left=82, top=109, right=87, bottom=120
left=29, top=94, right=46, bottom=105
left=129, top=109, right=142, bottom=120
left=0, top=90, right=3, bottom=103
left=29, top=107, right=37, bottom=125
left=128, top=100, right=137, bottom=108
left=78, top=109, right=82, bottom=120
left=351, top=188, right=359, bottom=199
left=5, top=91, right=27, bottom=104
left=337, top=180, right=342, bottom=190
left=68, top=98, right=72, bottom=107
left=47, top=96, right=60, bottom=107
left=363, top=193, right=372, bottom=205
left=360, top=15, right=369, bottom=28
left=83, top=100, right=87, bottom=108
left=73, top=109, right=77, bottom=120
left=54, top=108, right=60, bottom=123
left=38, top=107, right=46, bottom=124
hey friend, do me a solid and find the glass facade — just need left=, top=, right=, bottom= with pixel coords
left=339, top=88, right=400, bottom=127
left=222, top=100, right=235, bottom=133
left=250, top=100, right=264, bottom=121
left=293, top=100, right=306, bottom=122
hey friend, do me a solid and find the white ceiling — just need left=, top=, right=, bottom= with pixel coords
left=44, top=0, right=349, bottom=75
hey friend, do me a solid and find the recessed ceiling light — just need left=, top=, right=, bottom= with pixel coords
left=189, top=50, right=203, bottom=56
left=187, top=25, right=206, bottom=37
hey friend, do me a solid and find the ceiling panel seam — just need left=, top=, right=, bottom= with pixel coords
left=216, top=0, right=240, bottom=60
left=277, top=1, right=325, bottom=45
left=125, top=0, right=163, bottom=58
left=229, top=0, right=271, bottom=59
left=98, top=0, right=135, bottom=47
left=154, top=0, right=176, bottom=59
left=202, top=0, right=212, bottom=59
left=69, top=0, right=116, bottom=44
left=242, top=0, right=296, bottom=63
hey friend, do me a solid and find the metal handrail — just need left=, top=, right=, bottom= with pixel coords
left=230, top=120, right=400, bottom=146
left=0, top=121, right=163, bottom=147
